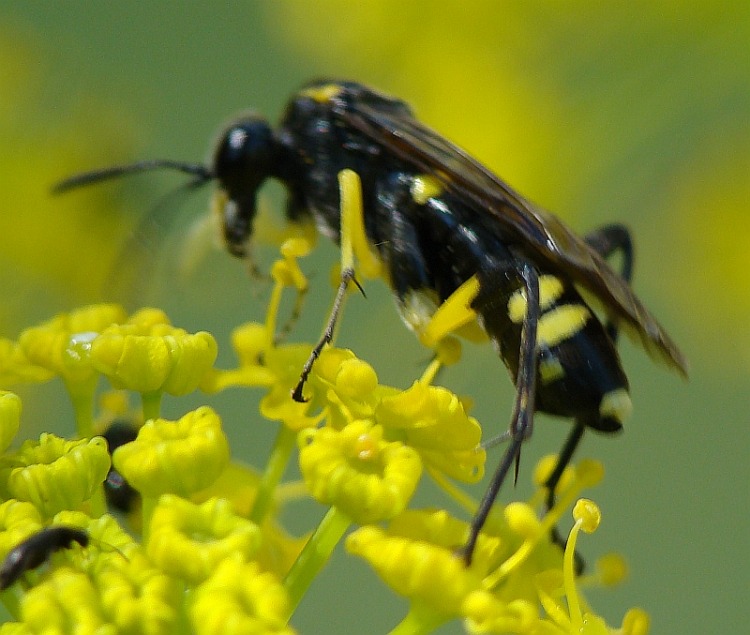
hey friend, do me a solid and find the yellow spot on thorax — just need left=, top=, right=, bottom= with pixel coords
left=299, top=84, right=343, bottom=104
left=410, top=175, right=444, bottom=205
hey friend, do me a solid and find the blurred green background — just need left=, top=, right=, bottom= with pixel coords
left=1, top=2, right=748, bottom=633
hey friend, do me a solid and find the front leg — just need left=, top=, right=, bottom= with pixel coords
left=292, top=169, right=378, bottom=402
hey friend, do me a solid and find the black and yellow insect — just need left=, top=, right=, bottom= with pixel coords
left=0, top=526, right=89, bottom=589
left=55, top=79, right=688, bottom=563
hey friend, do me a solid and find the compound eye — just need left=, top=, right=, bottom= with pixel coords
left=212, top=116, right=275, bottom=195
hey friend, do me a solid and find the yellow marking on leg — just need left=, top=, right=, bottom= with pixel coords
left=410, top=175, right=444, bottom=205
left=508, top=275, right=565, bottom=323
left=599, top=388, right=632, bottom=425
left=298, top=84, right=343, bottom=103
left=537, top=305, right=590, bottom=348
left=338, top=169, right=383, bottom=280
left=420, top=275, right=481, bottom=347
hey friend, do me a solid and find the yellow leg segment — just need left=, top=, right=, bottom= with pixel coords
left=338, top=169, right=382, bottom=280
left=419, top=275, right=481, bottom=348
left=292, top=170, right=382, bottom=402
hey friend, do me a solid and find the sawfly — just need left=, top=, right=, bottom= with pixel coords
left=55, top=79, right=688, bottom=563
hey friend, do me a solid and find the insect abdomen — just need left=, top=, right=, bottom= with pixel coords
left=478, top=272, right=631, bottom=433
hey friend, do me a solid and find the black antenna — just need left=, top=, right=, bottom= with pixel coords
left=52, top=160, right=213, bottom=194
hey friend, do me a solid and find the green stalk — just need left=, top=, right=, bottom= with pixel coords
left=283, top=506, right=351, bottom=619
left=250, top=425, right=297, bottom=525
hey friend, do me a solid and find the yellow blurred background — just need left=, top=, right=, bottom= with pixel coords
left=1, top=2, right=747, bottom=633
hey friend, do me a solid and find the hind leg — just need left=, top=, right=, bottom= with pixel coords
left=585, top=224, right=633, bottom=343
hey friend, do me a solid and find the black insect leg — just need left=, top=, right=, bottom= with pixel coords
left=462, top=262, right=540, bottom=565
left=291, top=267, right=362, bottom=402
left=584, top=224, right=633, bottom=343
left=544, top=422, right=586, bottom=512
left=274, top=280, right=309, bottom=346
left=544, top=421, right=588, bottom=572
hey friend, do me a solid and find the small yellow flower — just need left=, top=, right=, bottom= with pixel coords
left=190, top=558, right=296, bottom=635
left=274, top=236, right=311, bottom=288
left=20, top=567, right=110, bottom=633
left=201, top=322, right=276, bottom=391
left=0, top=434, right=110, bottom=518
left=95, top=549, right=181, bottom=635
left=620, top=608, right=651, bottom=635
left=594, top=553, right=628, bottom=588
left=113, top=406, right=230, bottom=498
left=376, top=381, right=485, bottom=483
left=193, top=463, right=307, bottom=578
left=310, top=349, right=386, bottom=429
left=96, top=390, right=132, bottom=421
left=202, top=321, right=318, bottom=431
left=147, top=495, right=262, bottom=584
left=44, top=511, right=178, bottom=633
left=0, top=391, right=22, bottom=452
left=91, top=311, right=218, bottom=396
left=346, top=511, right=497, bottom=619
left=0, top=338, right=53, bottom=385
left=298, top=419, right=422, bottom=524
left=386, top=508, right=502, bottom=577
left=18, top=303, right=127, bottom=385
left=308, top=350, right=485, bottom=484
left=51, top=510, right=136, bottom=557
left=462, top=591, right=539, bottom=634
left=0, top=499, right=44, bottom=558
left=324, top=356, right=379, bottom=401
left=258, top=344, right=320, bottom=431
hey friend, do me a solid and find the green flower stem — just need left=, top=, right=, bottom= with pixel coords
left=388, top=603, right=447, bottom=635
left=65, top=377, right=97, bottom=438
left=0, top=588, right=21, bottom=621
left=283, top=506, right=351, bottom=618
left=249, top=425, right=297, bottom=526
left=141, top=391, right=163, bottom=422
left=173, top=580, right=190, bottom=633
left=564, top=520, right=583, bottom=630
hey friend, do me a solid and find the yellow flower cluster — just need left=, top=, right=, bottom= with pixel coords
left=0, top=243, right=649, bottom=634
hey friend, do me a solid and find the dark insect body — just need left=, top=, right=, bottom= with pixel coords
left=102, top=419, right=140, bottom=513
left=54, top=79, right=687, bottom=563
left=0, top=526, right=89, bottom=589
